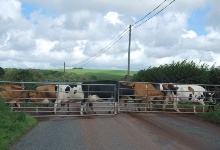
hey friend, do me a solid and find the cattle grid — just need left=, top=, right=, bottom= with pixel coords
left=1, top=81, right=219, bottom=116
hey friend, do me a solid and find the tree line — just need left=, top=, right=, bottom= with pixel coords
left=131, top=60, right=220, bottom=84
left=1, top=60, right=220, bottom=84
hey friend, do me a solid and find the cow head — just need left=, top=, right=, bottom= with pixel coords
left=163, top=84, right=178, bottom=95
left=119, top=83, right=135, bottom=100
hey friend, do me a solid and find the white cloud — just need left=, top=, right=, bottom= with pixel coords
left=181, top=29, right=197, bottom=39
left=34, top=39, right=59, bottom=56
left=0, top=0, right=220, bottom=71
left=0, top=0, right=22, bottom=20
left=104, top=12, right=122, bottom=25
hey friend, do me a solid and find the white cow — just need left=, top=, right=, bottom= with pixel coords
left=164, top=84, right=212, bottom=114
left=54, top=84, right=99, bottom=115
left=54, top=84, right=86, bottom=115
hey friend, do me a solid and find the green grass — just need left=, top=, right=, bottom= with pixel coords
left=58, top=69, right=137, bottom=80
left=197, top=106, right=220, bottom=125
left=0, top=98, right=37, bottom=150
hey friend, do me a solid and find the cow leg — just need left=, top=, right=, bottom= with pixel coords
left=173, top=100, right=180, bottom=113
left=207, top=102, right=215, bottom=112
left=163, top=97, right=169, bottom=111
left=88, top=102, right=97, bottom=114
left=54, top=103, right=57, bottom=114
left=119, top=98, right=130, bottom=113
left=117, top=100, right=123, bottom=114
left=66, top=102, right=70, bottom=114
left=137, top=99, right=143, bottom=111
left=199, top=101, right=205, bottom=113
left=80, top=100, right=88, bottom=115
left=108, top=100, right=117, bottom=115
left=80, top=102, right=87, bottom=115
left=54, top=100, right=60, bottom=114
left=9, top=99, right=18, bottom=111
left=114, top=102, right=118, bottom=115
left=124, top=100, right=130, bottom=112
left=192, top=103, right=197, bottom=114
left=146, top=97, right=153, bottom=111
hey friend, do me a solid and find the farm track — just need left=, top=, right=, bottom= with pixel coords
left=10, top=113, right=220, bottom=150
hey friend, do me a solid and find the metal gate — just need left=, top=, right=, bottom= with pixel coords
left=1, top=81, right=219, bottom=116
left=118, top=81, right=218, bottom=114
left=0, top=81, right=117, bottom=117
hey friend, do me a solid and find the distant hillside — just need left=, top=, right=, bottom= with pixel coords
left=58, top=69, right=137, bottom=81
left=1, top=68, right=137, bottom=82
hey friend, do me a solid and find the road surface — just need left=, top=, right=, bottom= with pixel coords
left=10, top=113, right=220, bottom=150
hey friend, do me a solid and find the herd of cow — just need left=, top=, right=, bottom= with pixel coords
left=0, top=80, right=220, bottom=115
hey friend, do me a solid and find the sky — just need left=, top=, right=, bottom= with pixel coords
left=0, top=0, right=220, bottom=71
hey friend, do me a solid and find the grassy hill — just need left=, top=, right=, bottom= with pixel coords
left=56, top=69, right=137, bottom=81
left=2, top=68, right=138, bottom=82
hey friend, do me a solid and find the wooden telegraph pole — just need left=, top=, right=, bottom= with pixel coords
left=64, top=62, right=65, bottom=82
left=127, top=25, right=131, bottom=81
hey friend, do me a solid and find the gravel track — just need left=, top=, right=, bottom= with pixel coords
left=10, top=113, right=220, bottom=150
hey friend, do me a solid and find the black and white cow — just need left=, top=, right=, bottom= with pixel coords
left=54, top=84, right=86, bottom=115
left=207, top=88, right=220, bottom=112
left=82, top=80, right=135, bottom=114
left=54, top=81, right=135, bottom=115
left=165, top=84, right=213, bottom=114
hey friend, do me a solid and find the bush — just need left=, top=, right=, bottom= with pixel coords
left=0, top=98, right=37, bottom=150
left=132, top=60, right=213, bottom=83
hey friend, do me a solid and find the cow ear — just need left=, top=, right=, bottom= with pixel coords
left=188, top=86, right=195, bottom=95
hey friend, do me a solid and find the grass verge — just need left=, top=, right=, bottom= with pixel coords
left=0, top=98, right=37, bottom=150
left=197, top=106, right=220, bottom=125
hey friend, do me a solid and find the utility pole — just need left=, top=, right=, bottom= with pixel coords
left=64, top=62, right=65, bottom=82
left=127, top=25, right=131, bottom=81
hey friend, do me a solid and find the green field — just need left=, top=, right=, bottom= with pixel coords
left=57, top=69, right=138, bottom=81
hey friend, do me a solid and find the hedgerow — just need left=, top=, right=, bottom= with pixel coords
left=132, top=60, right=220, bottom=84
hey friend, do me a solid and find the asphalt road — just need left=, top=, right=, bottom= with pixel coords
left=10, top=113, right=220, bottom=150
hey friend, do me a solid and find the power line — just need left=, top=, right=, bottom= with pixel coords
left=132, top=0, right=167, bottom=26
left=133, top=0, right=175, bottom=29
left=79, top=31, right=127, bottom=68
left=71, top=0, right=175, bottom=68
left=71, top=27, right=129, bottom=67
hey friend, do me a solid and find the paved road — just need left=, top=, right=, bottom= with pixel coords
left=10, top=113, right=220, bottom=150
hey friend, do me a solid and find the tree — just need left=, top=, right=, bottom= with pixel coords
left=3, top=69, right=34, bottom=82
left=131, top=60, right=210, bottom=84
left=0, top=67, right=5, bottom=77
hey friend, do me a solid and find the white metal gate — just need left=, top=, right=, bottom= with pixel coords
left=0, top=81, right=117, bottom=117
left=118, top=81, right=218, bottom=114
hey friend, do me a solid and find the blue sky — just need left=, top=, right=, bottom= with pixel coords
left=21, top=3, right=36, bottom=19
left=1, top=0, right=220, bottom=70
left=188, top=7, right=210, bottom=35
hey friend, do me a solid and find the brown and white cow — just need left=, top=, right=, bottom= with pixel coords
left=0, top=84, right=29, bottom=110
left=30, top=85, right=57, bottom=113
left=121, top=82, right=172, bottom=111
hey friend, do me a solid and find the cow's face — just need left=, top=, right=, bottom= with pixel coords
left=65, top=85, right=77, bottom=94
left=119, top=83, right=135, bottom=99
left=165, top=84, right=178, bottom=95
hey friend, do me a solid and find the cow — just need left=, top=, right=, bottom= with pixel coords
left=82, top=80, right=135, bottom=115
left=54, top=83, right=86, bottom=115
left=206, top=88, right=220, bottom=112
left=164, top=84, right=213, bottom=114
left=0, top=84, right=29, bottom=110
left=121, top=82, right=172, bottom=112
left=29, top=85, right=57, bottom=113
